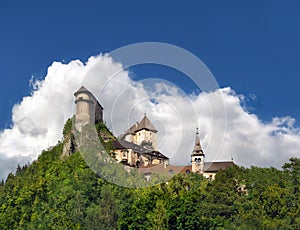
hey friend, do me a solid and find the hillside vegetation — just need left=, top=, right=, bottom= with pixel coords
left=0, top=120, right=299, bottom=229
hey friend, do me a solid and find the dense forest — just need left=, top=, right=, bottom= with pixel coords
left=0, top=120, right=299, bottom=229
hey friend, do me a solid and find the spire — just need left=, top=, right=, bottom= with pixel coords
left=193, top=127, right=204, bottom=155
left=191, top=127, right=205, bottom=174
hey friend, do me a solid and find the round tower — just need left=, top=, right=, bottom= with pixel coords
left=74, top=86, right=95, bottom=129
left=191, top=128, right=205, bottom=173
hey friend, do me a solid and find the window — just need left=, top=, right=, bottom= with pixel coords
left=194, top=158, right=201, bottom=164
left=169, top=169, right=174, bottom=174
left=195, top=158, right=201, bottom=166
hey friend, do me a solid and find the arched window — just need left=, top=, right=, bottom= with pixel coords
left=195, top=158, right=201, bottom=162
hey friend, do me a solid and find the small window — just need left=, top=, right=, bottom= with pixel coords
left=195, top=158, right=201, bottom=162
left=185, top=169, right=190, bottom=174
left=79, top=97, right=83, bottom=100
left=169, top=169, right=174, bottom=174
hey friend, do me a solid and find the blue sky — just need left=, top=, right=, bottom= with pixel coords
left=1, top=1, right=300, bottom=129
left=1, top=0, right=300, bottom=179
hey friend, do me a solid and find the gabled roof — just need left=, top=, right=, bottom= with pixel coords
left=204, top=161, right=235, bottom=172
left=121, top=114, right=158, bottom=139
left=119, top=123, right=138, bottom=139
left=127, top=123, right=139, bottom=134
left=136, top=114, right=158, bottom=133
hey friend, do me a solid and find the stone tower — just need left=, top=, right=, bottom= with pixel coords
left=135, top=114, right=158, bottom=150
left=74, top=86, right=103, bottom=129
left=123, top=114, right=158, bottom=151
left=191, top=128, right=205, bottom=173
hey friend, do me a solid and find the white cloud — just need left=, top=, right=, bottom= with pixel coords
left=1, top=54, right=300, bottom=180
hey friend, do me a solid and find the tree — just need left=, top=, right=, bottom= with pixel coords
left=148, top=200, right=168, bottom=230
left=99, top=187, right=118, bottom=229
left=283, top=157, right=300, bottom=189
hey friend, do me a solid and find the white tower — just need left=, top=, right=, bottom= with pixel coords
left=134, top=114, right=158, bottom=150
left=191, top=128, right=205, bottom=173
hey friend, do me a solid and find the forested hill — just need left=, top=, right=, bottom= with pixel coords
left=0, top=120, right=299, bottom=229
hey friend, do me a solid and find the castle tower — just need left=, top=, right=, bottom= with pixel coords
left=74, top=86, right=103, bottom=130
left=134, top=114, right=158, bottom=150
left=191, top=128, right=205, bottom=173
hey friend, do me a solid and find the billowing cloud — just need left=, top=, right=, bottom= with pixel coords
left=0, top=54, right=300, bottom=180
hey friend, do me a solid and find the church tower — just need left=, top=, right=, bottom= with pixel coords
left=191, top=128, right=205, bottom=173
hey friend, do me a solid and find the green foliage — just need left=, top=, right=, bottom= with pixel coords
left=0, top=120, right=300, bottom=229
left=63, top=117, right=74, bottom=138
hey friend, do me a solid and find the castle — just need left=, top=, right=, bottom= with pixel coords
left=114, top=114, right=169, bottom=168
left=74, top=86, right=234, bottom=180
